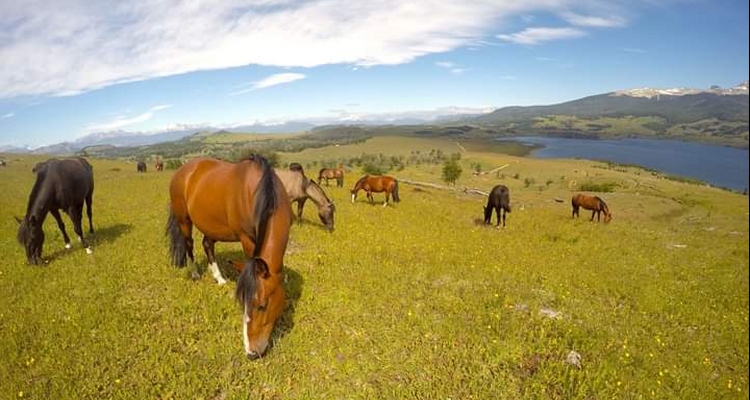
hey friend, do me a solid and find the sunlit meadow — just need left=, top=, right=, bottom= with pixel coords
left=1, top=136, right=747, bottom=399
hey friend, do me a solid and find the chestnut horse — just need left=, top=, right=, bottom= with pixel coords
left=350, top=174, right=400, bottom=207
left=571, top=193, right=612, bottom=223
left=166, top=155, right=291, bottom=359
left=318, top=164, right=344, bottom=187
left=154, top=160, right=164, bottom=171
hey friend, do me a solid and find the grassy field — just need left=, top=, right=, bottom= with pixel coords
left=1, top=137, right=748, bottom=399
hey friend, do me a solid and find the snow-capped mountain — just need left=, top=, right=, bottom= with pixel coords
left=614, top=81, right=749, bottom=98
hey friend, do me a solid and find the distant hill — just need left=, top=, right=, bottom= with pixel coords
left=471, top=82, right=748, bottom=147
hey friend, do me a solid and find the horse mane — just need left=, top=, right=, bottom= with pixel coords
left=595, top=196, right=609, bottom=213
left=353, top=175, right=367, bottom=189
left=307, top=179, right=332, bottom=204
left=236, top=154, right=277, bottom=308
left=25, top=163, right=50, bottom=216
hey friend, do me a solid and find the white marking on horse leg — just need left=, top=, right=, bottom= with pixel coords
left=209, top=262, right=227, bottom=285
left=85, top=247, right=93, bottom=254
left=382, top=200, right=388, bottom=207
left=65, top=243, right=72, bottom=249
left=351, top=193, right=355, bottom=203
left=243, top=306, right=251, bottom=354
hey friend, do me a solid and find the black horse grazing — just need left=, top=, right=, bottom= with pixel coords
left=137, top=161, right=147, bottom=172
left=484, top=184, right=511, bottom=228
left=16, top=157, right=95, bottom=264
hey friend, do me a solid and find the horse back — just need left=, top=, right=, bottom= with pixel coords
left=171, top=158, right=291, bottom=243
left=32, top=158, right=93, bottom=210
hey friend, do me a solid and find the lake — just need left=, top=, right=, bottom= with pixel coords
left=497, top=136, right=749, bottom=191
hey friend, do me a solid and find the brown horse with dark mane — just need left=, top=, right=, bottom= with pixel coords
left=318, top=164, right=344, bottom=187
left=571, top=193, right=612, bottom=223
left=350, top=174, right=400, bottom=207
left=484, top=184, right=511, bottom=228
left=166, top=155, right=291, bottom=359
left=154, top=160, right=164, bottom=171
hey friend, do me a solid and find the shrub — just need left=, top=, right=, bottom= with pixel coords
left=442, top=159, right=462, bottom=185
left=579, top=182, right=619, bottom=192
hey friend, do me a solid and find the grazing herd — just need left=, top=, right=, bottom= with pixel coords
left=15, top=155, right=613, bottom=358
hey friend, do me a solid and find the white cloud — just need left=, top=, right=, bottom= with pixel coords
left=497, top=27, right=586, bottom=45
left=230, top=73, right=306, bottom=95
left=1, top=113, right=14, bottom=119
left=0, top=0, right=631, bottom=98
left=436, top=61, right=456, bottom=68
left=560, top=12, right=625, bottom=28
left=83, top=104, right=173, bottom=133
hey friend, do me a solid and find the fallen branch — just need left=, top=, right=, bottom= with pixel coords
left=399, top=178, right=488, bottom=197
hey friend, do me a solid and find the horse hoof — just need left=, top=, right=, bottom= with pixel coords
left=216, top=278, right=228, bottom=285
left=65, top=243, right=72, bottom=249
left=85, top=247, right=93, bottom=254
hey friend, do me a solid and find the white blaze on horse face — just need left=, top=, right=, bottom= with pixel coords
left=208, top=262, right=227, bottom=285
left=243, top=306, right=251, bottom=354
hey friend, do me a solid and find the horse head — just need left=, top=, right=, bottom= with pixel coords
left=318, top=201, right=335, bottom=231
left=15, top=215, right=44, bottom=265
left=235, top=257, right=286, bottom=359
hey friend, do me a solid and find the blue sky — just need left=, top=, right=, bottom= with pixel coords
left=0, top=0, right=747, bottom=148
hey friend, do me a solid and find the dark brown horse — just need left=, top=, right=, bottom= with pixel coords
left=16, top=157, right=95, bottom=264
left=572, top=193, right=612, bottom=223
left=350, top=174, right=400, bottom=207
left=318, top=164, right=344, bottom=187
left=484, top=184, right=511, bottom=228
left=166, top=155, right=291, bottom=359
left=137, top=161, right=147, bottom=172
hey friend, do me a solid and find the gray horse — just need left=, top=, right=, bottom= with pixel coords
left=275, top=164, right=335, bottom=231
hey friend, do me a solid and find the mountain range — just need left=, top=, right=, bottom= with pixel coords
left=4, top=82, right=747, bottom=154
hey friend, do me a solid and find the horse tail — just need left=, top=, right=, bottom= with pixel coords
left=392, top=179, right=401, bottom=203
left=166, top=211, right=187, bottom=267
left=236, top=154, right=277, bottom=307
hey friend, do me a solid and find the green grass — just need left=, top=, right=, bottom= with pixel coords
left=1, top=140, right=748, bottom=399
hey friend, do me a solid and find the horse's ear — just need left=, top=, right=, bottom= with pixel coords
left=14, top=216, right=23, bottom=225
left=254, top=258, right=270, bottom=279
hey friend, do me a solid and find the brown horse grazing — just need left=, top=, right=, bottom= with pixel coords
left=154, top=160, right=164, bottom=171
left=275, top=166, right=335, bottom=231
left=318, top=164, right=344, bottom=187
left=350, top=174, right=400, bottom=207
left=166, top=155, right=291, bottom=359
left=572, top=193, right=612, bottom=223
left=137, top=161, right=147, bottom=172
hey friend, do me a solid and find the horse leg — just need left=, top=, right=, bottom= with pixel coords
left=203, top=236, right=227, bottom=285
left=85, top=192, right=94, bottom=234
left=572, top=205, right=578, bottom=218
left=590, top=210, right=596, bottom=221
left=495, top=206, right=501, bottom=228
left=367, top=191, right=374, bottom=204
left=296, top=198, right=307, bottom=223
left=49, top=209, right=72, bottom=248
left=383, top=191, right=389, bottom=207
left=69, top=205, right=92, bottom=254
